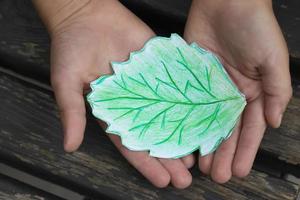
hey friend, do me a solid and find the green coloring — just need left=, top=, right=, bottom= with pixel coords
left=87, top=34, right=246, bottom=158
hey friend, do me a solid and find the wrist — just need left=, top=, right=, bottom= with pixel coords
left=191, top=0, right=272, bottom=16
left=32, top=0, right=94, bottom=36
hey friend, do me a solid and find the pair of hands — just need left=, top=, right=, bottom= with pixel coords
left=39, top=0, right=292, bottom=188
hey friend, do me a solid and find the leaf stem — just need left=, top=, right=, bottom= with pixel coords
left=96, top=96, right=240, bottom=106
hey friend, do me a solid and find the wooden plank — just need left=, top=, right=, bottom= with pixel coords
left=0, top=174, right=62, bottom=200
left=0, top=162, right=85, bottom=200
left=260, top=66, right=300, bottom=165
left=0, top=0, right=50, bottom=82
left=0, top=69, right=298, bottom=200
left=262, top=96, right=300, bottom=165
left=273, top=0, right=300, bottom=59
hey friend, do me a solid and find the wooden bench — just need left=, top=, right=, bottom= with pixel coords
left=0, top=0, right=299, bottom=199
left=0, top=173, right=62, bottom=200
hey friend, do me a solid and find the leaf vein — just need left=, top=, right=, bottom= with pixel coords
left=155, top=105, right=195, bottom=145
left=176, top=47, right=217, bottom=99
left=161, top=61, right=194, bottom=103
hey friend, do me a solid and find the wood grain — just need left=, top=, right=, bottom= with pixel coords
left=262, top=96, right=300, bottom=165
left=0, top=70, right=299, bottom=199
left=273, top=0, right=300, bottom=59
left=0, top=174, right=62, bottom=200
left=0, top=0, right=50, bottom=82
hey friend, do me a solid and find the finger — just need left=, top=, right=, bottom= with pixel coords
left=108, top=134, right=170, bottom=188
left=52, top=77, right=86, bottom=152
left=261, top=47, right=292, bottom=128
left=232, top=96, right=267, bottom=177
left=211, top=120, right=241, bottom=183
left=222, top=65, right=262, bottom=101
left=181, top=154, right=196, bottom=169
left=159, top=158, right=192, bottom=189
left=198, top=153, right=214, bottom=175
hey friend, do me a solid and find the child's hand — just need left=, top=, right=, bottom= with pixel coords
left=184, top=0, right=292, bottom=183
left=33, top=0, right=194, bottom=188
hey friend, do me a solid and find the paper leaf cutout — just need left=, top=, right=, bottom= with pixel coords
left=87, top=34, right=246, bottom=158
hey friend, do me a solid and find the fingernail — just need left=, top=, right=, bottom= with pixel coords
left=63, top=133, right=70, bottom=151
left=277, top=114, right=283, bottom=127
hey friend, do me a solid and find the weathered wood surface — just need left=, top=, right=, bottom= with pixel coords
left=262, top=96, right=300, bottom=165
left=0, top=0, right=299, bottom=83
left=0, top=174, right=62, bottom=200
left=273, top=0, right=300, bottom=59
left=0, top=0, right=50, bottom=82
left=260, top=73, right=300, bottom=165
left=0, top=69, right=299, bottom=200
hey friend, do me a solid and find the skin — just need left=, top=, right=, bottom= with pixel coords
left=44, top=0, right=194, bottom=188
left=184, top=0, right=292, bottom=183
left=33, top=0, right=292, bottom=188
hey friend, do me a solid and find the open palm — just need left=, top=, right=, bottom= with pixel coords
left=50, top=0, right=194, bottom=189
left=184, top=0, right=292, bottom=183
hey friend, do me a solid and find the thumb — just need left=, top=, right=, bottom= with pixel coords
left=52, top=75, right=86, bottom=152
left=261, top=51, right=292, bottom=128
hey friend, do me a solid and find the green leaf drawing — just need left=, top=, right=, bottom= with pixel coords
left=87, top=34, right=246, bottom=158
